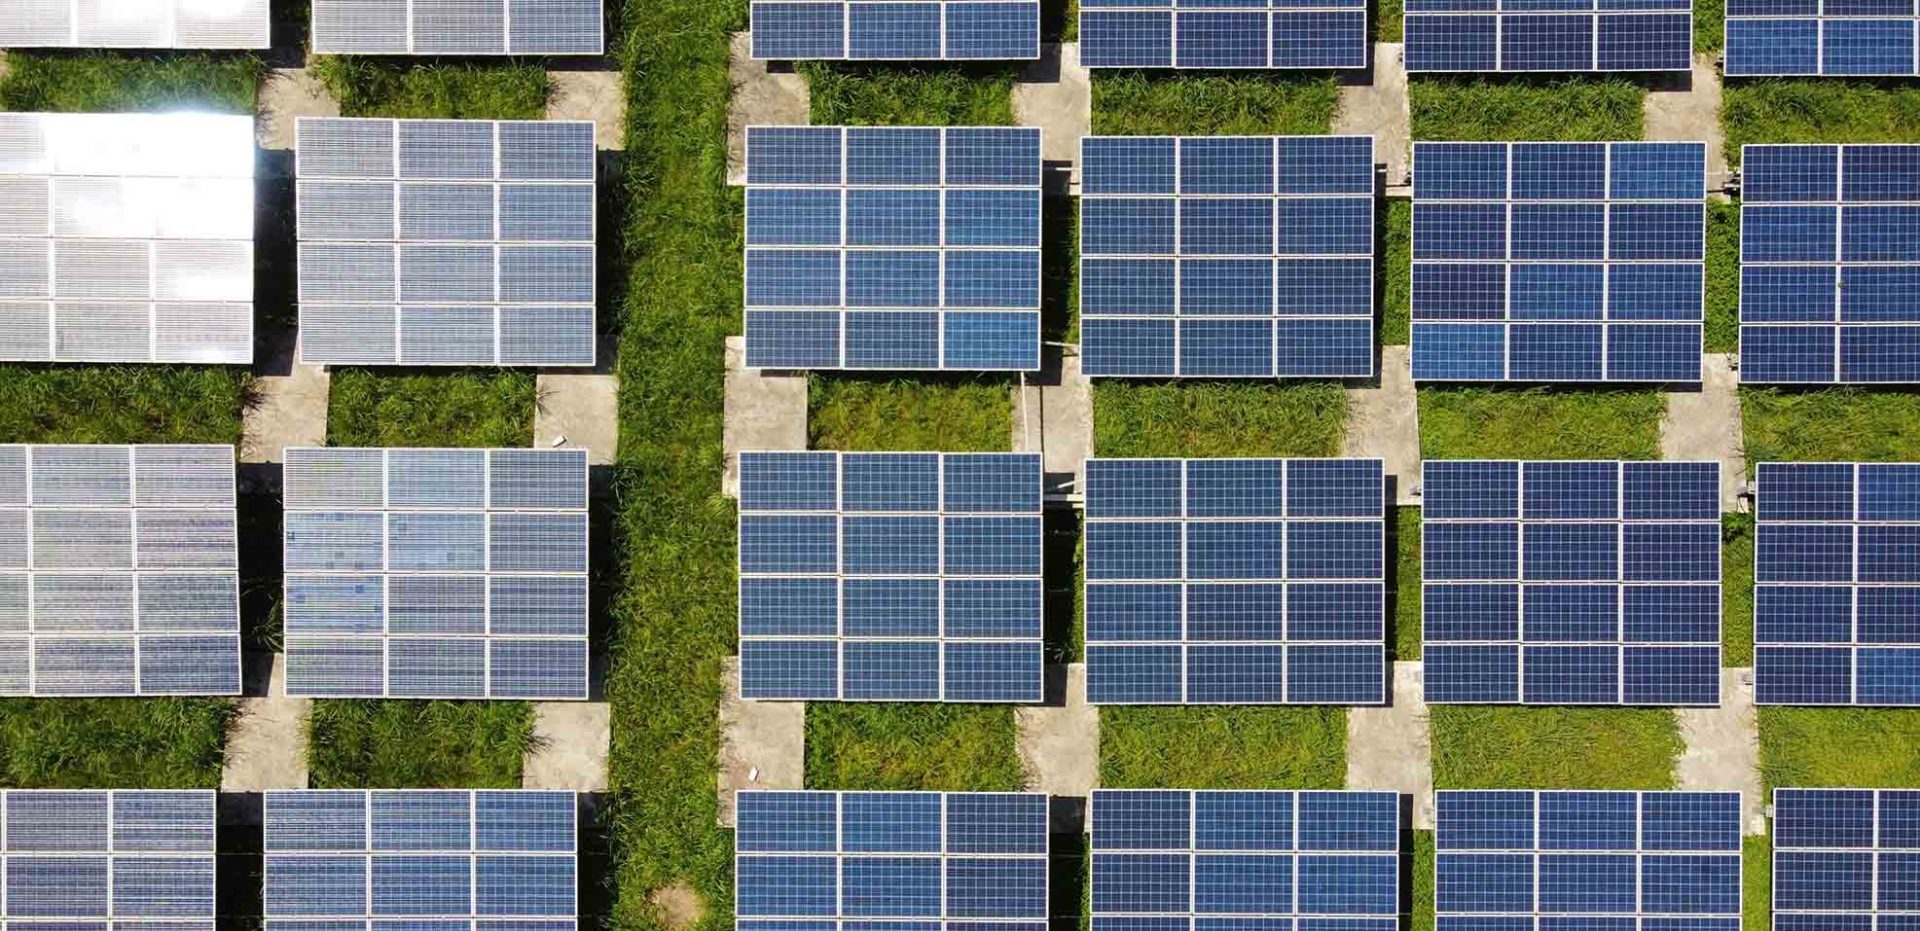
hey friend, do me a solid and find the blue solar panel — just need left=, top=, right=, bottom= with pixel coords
left=751, top=1, right=1041, bottom=59
left=1422, top=460, right=1722, bottom=705
left=0, top=791, right=216, bottom=931
left=1753, top=462, right=1920, bottom=705
left=1437, top=790, right=1741, bottom=930
left=738, top=451, right=1044, bottom=702
left=1078, top=0, right=1369, bottom=68
left=737, top=791, right=1049, bottom=931
left=1726, top=1, right=1920, bottom=74
left=1405, top=0, right=1693, bottom=71
left=1739, top=145, right=1920, bottom=384
left=1082, top=458, right=1386, bottom=704
left=745, top=126, right=1042, bottom=372
left=1774, top=788, right=1920, bottom=929
left=1091, top=790, right=1398, bottom=931
left=1411, top=142, right=1707, bottom=383
left=1080, top=136, right=1376, bottom=379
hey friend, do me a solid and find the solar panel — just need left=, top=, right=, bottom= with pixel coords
left=0, top=0, right=270, bottom=48
left=1077, top=0, right=1369, bottom=68
left=310, top=0, right=603, bottom=54
left=1726, top=2, right=1920, bottom=74
left=737, top=451, right=1044, bottom=702
left=1437, top=790, right=1742, bottom=931
left=281, top=447, right=590, bottom=700
left=1092, top=789, right=1400, bottom=931
left=0, top=113, right=254, bottom=364
left=750, top=1, right=1041, bottom=59
left=295, top=118, right=597, bottom=368
left=1753, top=462, right=1920, bottom=705
left=735, top=790, right=1049, bottom=931
left=743, top=126, right=1042, bottom=372
left=265, top=790, right=577, bottom=931
left=0, top=790, right=217, bottom=931
left=1773, top=787, right=1920, bottom=930
left=1411, top=141, right=1708, bottom=383
left=1421, top=460, right=1722, bottom=705
left=1082, top=458, right=1386, bottom=704
left=1079, top=137, right=1377, bottom=379
left=1404, top=0, right=1693, bottom=71
left=1739, top=145, right=1920, bottom=383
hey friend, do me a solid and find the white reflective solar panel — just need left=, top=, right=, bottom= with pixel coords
left=296, top=118, right=597, bottom=368
left=0, top=445, right=239, bottom=697
left=0, top=0, right=270, bottom=48
left=281, top=447, right=590, bottom=700
left=0, top=113, right=254, bottom=364
left=310, top=0, right=604, bottom=54
left=0, top=789, right=217, bottom=931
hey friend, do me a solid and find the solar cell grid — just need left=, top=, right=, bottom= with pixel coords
left=1773, top=788, right=1920, bottom=930
left=1082, top=458, right=1387, bottom=704
left=0, top=790, right=217, bottom=931
left=1077, top=0, right=1369, bottom=69
left=1079, top=136, right=1377, bottom=379
left=1411, top=141, right=1709, bottom=383
left=1739, top=145, right=1920, bottom=384
left=281, top=447, right=591, bottom=700
left=744, top=126, right=1043, bottom=372
left=750, top=1, right=1041, bottom=59
left=310, top=0, right=604, bottom=54
left=296, top=118, right=597, bottom=368
left=1726, top=0, right=1920, bottom=74
left=0, top=0, right=270, bottom=48
left=1421, top=460, right=1723, bottom=705
left=1404, top=0, right=1693, bottom=71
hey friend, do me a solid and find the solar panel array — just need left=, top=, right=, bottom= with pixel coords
left=1739, top=144, right=1920, bottom=384
left=1774, top=788, right=1920, bottom=930
left=1422, top=460, right=1722, bottom=705
left=1077, top=0, right=1369, bottom=69
left=0, top=445, right=239, bottom=697
left=1083, top=458, right=1386, bottom=705
left=282, top=447, right=590, bottom=701
left=0, top=0, right=269, bottom=48
left=744, top=126, right=1042, bottom=372
left=0, top=113, right=254, bottom=364
left=737, top=451, right=1043, bottom=702
left=750, top=1, right=1041, bottom=59
left=264, top=790, right=577, bottom=931
left=296, top=117, right=597, bottom=368
left=1079, top=136, right=1376, bottom=379
left=1404, top=0, right=1693, bottom=70
left=1411, top=141, right=1708, bottom=383
left=735, top=790, right=1049, bottom=931
left=310, top=0, right=604, bottom=53
left=1753, top=462, right=1920, bottom=706
left=1436, top=790, right=1743, bottom=931
left=0, top=790, right=217, bottom=931
left=1091, top=789, right=1400, bottom=931
left=1726, top=0, right=1920, bottom=74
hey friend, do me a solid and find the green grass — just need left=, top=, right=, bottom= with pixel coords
left=1418, top=388, right=1664, bottom=460
left=312, top=57, right=549, bottom=119
left=1723, top=513, right=1754, bottom=667
left=1381, top=199, right=1412, bottom=346
left=805, top=705, right=1023, bottom=791
left=1101, top=706, right=1346, bottom=788
left=1410, top=831, right=1434, bottom=931
left=1393, top=507, right=1422, bottom=661
left=1431, top=706, right=1683, bottom=788
left=0, top=699, right=233, bottom=787
left=1706, top=200, right=1740, bottom=353
left=1092, top=383, right=1348, bottom=457
left=1745, top=835, right=1771, bottom=931
left=307, top=700, right=534, bottom=788
left=1697, top=0, right=1724, bottom=51
left=1723, top=80, right=1920, bottom=167
left=1741, top=388, right=1920, bottom=467
left=0, top=368, right=247, bottom=445
left=0, top=52, right=261, bottom=112
left=1410, top=77, right=1646, bottom=141
left=1376, top=0, right=1405, bottom=42
left=1092, top=72, right=1340, bottom=135
left=327, top=370, right=537, bottom=447
left=803, top=65, right=1017, bottom=125
left=809, top=377, right=1012, bottom=451
left=1759, top=708, right=1920, bottom=790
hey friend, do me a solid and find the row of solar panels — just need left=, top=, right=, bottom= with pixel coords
left=0, top=0, right=604, bottom=53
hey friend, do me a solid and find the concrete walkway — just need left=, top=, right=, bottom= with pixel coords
left=524, top=700, right=611, bottom=791
left=1012, top=350, right=1093, bottom=496
left=536, top=356, right=618, bottom=465
left=1346, top=661, right=1433, bottom=829
left=1012, top=43, right=1091, bottom=189
left=1333, top=44, right=1412, bottom=193
left=1342, top=346, right=1421, bottom=505
left=1645, top=54, right=1730, bottom=189
left=1015, top=664, right=1097, bottom=825
left=1676, top=668, right=1765, bottom=834
left=256, top=68, right=339, bottom=150
left=221, top=653, right=310, bottom=791
left=1660, top=353, right=1747, bottom=511
left=717, top=657, right=805, bottom=827
left=726, top=33, right=811, bottom=185
left=722, top=336, right=808, bottom=497
left=242, top=333, right=329, bottom=463
left=548, top=71, right=627, bottom=150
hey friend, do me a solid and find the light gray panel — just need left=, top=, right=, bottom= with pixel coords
left=399, top=244, right=494, bottom=303
left=488, top=450, right=587, bottom=510
left=298, top=303, right=398, bottom=365
left=34, top=575, right=137, bottom=631
left=153, top=178, right=254, bottom=239
left=387, top=512, right=486, bottom=572
left=498, top=123, right=595, bottom=180
left=134, top=512, right=236, bottom=570
left=0, top=637, right=25, bottom=693
left=412, top=0, right=507, bottom=54
left=297, top=119, right=396, bottom=178
left=284, top=447, right=386, bottom=509
left=32, top=446, right=131, bottom=506
left=489, top=576, right=587, bottom=636
left=388, top=576, right=486, bottom=634
left=0, top=177, right=50, bottom=236
left=283, top=575, right=384, bottom=634
left=137, top=574, right=240, bottom=631
left=154, top=240, right=251, bottom=302
left=489, top=512, right=587, bottom=572
left=0, top=0, right=72, bottom=46
left=174, top=0, right=273, bottom=47
left=0, top=447, right=25, bottom=505
left=284, top=512, right=385, bottom=572
left=0, top=302, right=51, bottom=361
left=54, top=303, right=151, bottom=362
left=34, top=637, right=137, bottom=695
left=299, top=181, right=396, bottom=241
left=0, top=115, right=50, bottom=174
left=490, top=637, right=588, bottom=699
left=387, top=450, right=486, bottom=508
left=74, top=0, right=171, bottom=46
left=0, top=511, right=23, bottom=568
left=499, top=245, right=592, bottom=303
left=133, top=447, right=233, bottom=507
left=310, top=0, right=408, bottom=53
left=53, top=178, right=149, bottom=238
left=284, top=637, right=384, bottom=696
left=32, top=510, right=134, bottom=569
left=398, top=121, right=495, bottom=180
left=399, top=183, right=495, bottom=241
left=55, top=240, right=151, bottom=299
left=0, top=574, right=26, bottom=632
left=138, top=635, right=241, bottom=694
left=300, top=243, right=396, bottom=302
left=507, top=0, right=603, bottom=54
left=7, top=791, right=109, bottom=849
left=498, top=306, right=594, bottom=366
left=399, top=305, right=495, bottom=364
left=389, top=637, right=486, bottom=697
left=499, top=185, right=593, bottom=242
left=0, top=240, right=50, bottom=299
left=153, top=303, right=251, bottom=364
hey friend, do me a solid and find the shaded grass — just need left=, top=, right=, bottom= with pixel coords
left=1417, top=387, right=1664, bottom=460
left=1376, top=0, right=1405, bottom=43
left=1410, top=830, right=1434, bottom=931
left=1745, top=835, right=1771, bottom=931
left=809, top=376, right=1012, bottom=452
left=803, top=64, right=1017, bottom=125
left=0, top=52, right=261, bottom=112
left=1723, top=79, right=1920, bottom=167
left=1393, top=508, right=1422, bottom=662
left=1092, top=72, right=1340, bottom=136
left=1099, top=706, right=1346, bottom=788
left=312, top=57, right=549, bottom=119
left=1381, top=199, right=1412, bottom=346
left=327, top=369, right=537, bottom=448
left=1706, top=200, right=1740, bottom=353
left=805, top=705, right=1023, bottom=791
left=1759, top=708, right=1920, bottom=790
left=1410, top=77, right=1646, bottom=141
left=0, top=368, right=248, bottom=444
left=1091, top=382, right=1348, bottom=458
left=1723, top=513, right=1754, bottom=667
left=307, top=700, right=534, bottom=788
left=1741, top=388, right=1920, bottom=467
left=1432, top=706, right=1683, bottom=788
left=0, top=699, right=234, bottom=787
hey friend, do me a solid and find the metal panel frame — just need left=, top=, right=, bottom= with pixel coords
left=750, top=0, right=1044, bottom=60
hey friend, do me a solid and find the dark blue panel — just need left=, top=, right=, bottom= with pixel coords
left=1501, top=14, right=1593, bottom=70
left=1287, top=644, right=1384, bottom=703
left=1287, top=459, right=1383, bottom=518
left=1623, top=523, right=1720, bottom=582
left=842, top=516, right=939, bottom=574
left=1520, top=585, right=1618, bottom=642
left=1434, top=853, right=1533, bottom=912
left=1861, top=464, right=1920, bottom=520
left=1724, top=19, right=1819, bottom=75
left=842, top=579, right=939, bottom=638
left=1512, top=143, right=1607, bottom=199
left=1755, top=524, right=1853, bottom=582
left=1840, top=325, right=1920, bottom=382
left=1181, top=199, right=1274, bottom=255
left=1176, top=11, right=1269, bottom=67
left=1276, top=197, right=1371, bottom=256
left=1538, top=854, right=1635, bottom=912
left=1275, top=319, right=1374, bottom=378
left=1426, top=522, right=1520, bottom=580
left=1522, top=645, right=1619, bottom=703
left=1843, top=205, right=1920, bottom=262
left=1081, top=318, right=1178, bottom=377
left=1412, top=263, right=1506, bottom=319
left=753, top=3, right=847, bottom=58
left=1424, top=644, right=1520, bottom=702
left=1414, top=203, right=1507, bottom=260
left=1755, top=585, right=1853, bottom=643
left=1743, top=206, right=1837, bottom=262
left=1609, top=323, right=1702, bottom=382
left=1082, top=138, right=1177, bottom=196
left=1624, top=461, right=1721, bottom=521
left=1775, top=788, right=1876, bottom=847
left=843, top=642, right=940, bottom=700
left=1843, top=146, right=1920, bottom=201
left=1411, top=324, right=1506, bottom=380
left=1858, top=648, right=1920, bottom=705
left=1187, top=522, right=1285, bottom=580
left=1859, top=589, right=1920, bottom=643
left=1086, top=644, right=1183, bottom=703
left=947, top=129, right=1042, bottom=186
left=1609, top=264, right=1703, bottom=320
left=1079, top=11, right=1175, bottom=67
left=1187, top=584, right=1286, bottom=641
left=1272, top=11, right=1369, bottom=67
left=945, top=579, right=1043, bottom=637
left=1182, top=259, right=1270, bottom=315
left=746, top=311, right=843, bottom=369
left=1611, top=203, right=1704, bottom=260
left=1092, top=853, right=1191, bottom=912
left=1286, top=521, right=1382, bottom=580
left=1776, top=850, right=1873, bottom=910
left=842, top=794, right=942, bottom=853
left=1083, top=259, right=1176, bottom=315
left=848, top=4, right=942, bottom=60
left=1522, top=461, right=1618, bottom=520
left=1188, top=459, right=1286, bottom=518
left=748, top=189, right=844, bottom=246
left=1196, top=791, right=1292, bottom=850
left=1860, top=525, right=1920, bottom=582
left=1193, top=853, right=1292, bottom=911
left=1084, top=199, right=1178, bottom=255
left=1276, top=138, right=1374, bottom=195
left=1741, top=266, right=1836, bottom=323
left=1297, top=792, right=1400, bottom=851
left=1276, top=258, right=1372, bottom=314
left=944, top=312, right=1040, bottom=370
left=946, top=2, right=1042, bottom=58
left=1596, top=13, right=1691, bottom=69
left=1840, top=266, right=1920, bottom=321
left=1086, top=460, right=1183, bottom=519
left=1612, top=143, right=1707, bottom=199
left=747, top=127, right=844, bottom=184
left=1509, top=324, right=1604, bottom=382
left=1512, top=204, right=1604, bottom=260
left=741, top=578, right=839, bottom=636
left=1096, top=791, right=1192, bottom=851
left=1743, top=145, right=1839, bottom=202
left=1425, top=461, right=1520, bottom=519
left=1643, top=792, right=1743, bottom=850
left=747, top=249, right=841, bottom=307
left=1522, top=523, right=1618, bottom=581
left=1641, top=855, right=1741, bottom=914
left=1405, top=15, right=1498, bottom=70
left=948, top=190, right=1039, bottom=247
left=1425, top=584, right=1520, bottom=641
left=1758, top=462, right=1855, bottom=521
left=1825, top=19, right=1917, bottom=75
left=1622, top=585, right=1719, bottom=643
left=1179, top=319, right=1274, bottom=377
left=846, top=312, right=940, bottom=369
left=1754, top=646, right=1853, bottom=704
left=1740, top=325, right=1836, bottom=383
left=1181, top=138, right=1273, bottom=195
left=1623, top=646, right=1721, bottom=704
left=1511, top=264, right=1604, bottom=320
left=1297, top=854, right=1397, bottom=914
left=847, top=128, right=941, bottom=185
left=1414, top=144, right=1508, bottom=200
